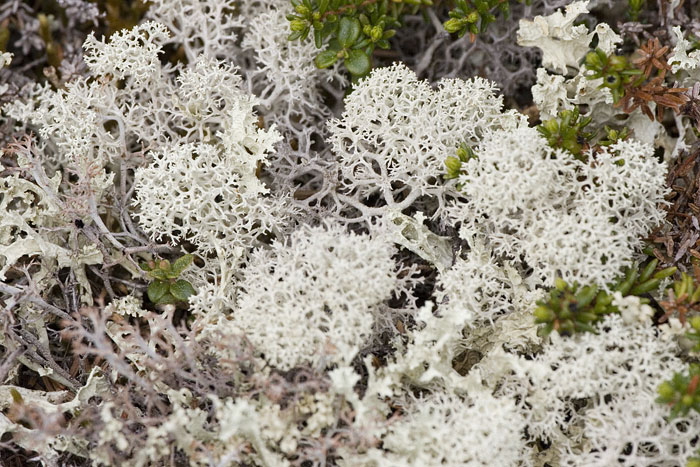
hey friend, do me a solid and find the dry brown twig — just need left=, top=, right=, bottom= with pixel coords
left=633, top=37, right=671, bottom=78
left=681, top=82, right=700, bottom=129
left=616, top=37, right=689, bottom=121
left=649, top=145, right=700, bottom=268
left=618, top=76, right=689, bottom=121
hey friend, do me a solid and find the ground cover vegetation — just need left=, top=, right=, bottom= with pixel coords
left=1, top=0, right=700, bottom=465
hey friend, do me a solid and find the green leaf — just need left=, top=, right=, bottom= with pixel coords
left=338, top=17, right=361, bottom=48
left=327, top=38, right=342, bottom=52
left=171, top=254, right=194, bottom=276
left=155, top=293, right=177, bottom=305
left=629, top=278, right=661, bottom=296
left=148, top=280, right=169, bottom=303
left=170, top=280, right=196, bottom=302
left=574, top=285, right=598, bottom=308
left=314, top=28, right=323, bottom=48
left=354, top=38, right=371, bottom=49
left=375, top=39, right=390, bottom=49
left=653, top=266, right=677, bottom=280
left=345, top=49, right=370, bottom=76
left=288, top=30, right=304, bottom=41
left=318, top=0, right=329, bottom=14
left=149, top=268, right=168, bottom=280
left=639, top=259, right=659, bottom=283
left=321, top=21, right=337, bottom=42
left=445, top=156, right=462, bottom=175
left=315, top=49, right=338, bottom=68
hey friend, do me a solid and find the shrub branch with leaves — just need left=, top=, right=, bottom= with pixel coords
left=444, top=0, right=529, bottom=41
left=534, top=259, right=676, bottom=336
left=287, top=0, right=431, bottom=77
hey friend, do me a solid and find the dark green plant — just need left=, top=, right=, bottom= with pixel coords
left=534, top=259, right=676, bottom=336
left=627, top=0, right=645, bottom=21
left=444, top=0, right=529, bottom=40
left=287, top=0, right=431, bottom=78
left=140, top=254, right=196, bottom=306
left=537, top=107, right=594, bottom=159
left=444, top=142, right=477, bottom=180
left=657, top=363, right=700, bottom=418
left=598, top=125, right=631, bottom=147
left=584, top=48, right=643, bottom=102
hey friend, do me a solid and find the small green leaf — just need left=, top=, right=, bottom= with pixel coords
left=327, top=38, right=342, bottom=52
left=315, top=49, right=338, bottom=68
left=314, top=28, right=323, bottom=48
left=155, top=293, right=177, bottom=305
left=533, top=306, right=554, bottom=322
left=375, top=39, right=390, bottom=49
left=171, top=254, right=194, bottom=276
left=614, top=267, right=638, bottom=295
left=354, top=38, right=371, bottom=49
left=288, top=30, right=304, bottom=41
left=170, top=280, right=196, bottom=302
left=629, top=278, right=661, bottom=296
left=653, top=266, right=677, bottom=280
left=639, top=259, right=659, bottom=283
left=574, top=285, right=598, bottom=308
left=318, top=0, right=329, bottom=14
left=290, top=19, right=308, bottom=32
left=148, top=280, right=169, bottom=303
left=338, top=17, right=361, bottom=48
left=150, top=268, right=169, bottom=280
left=345, top=49, right=371, bottom=76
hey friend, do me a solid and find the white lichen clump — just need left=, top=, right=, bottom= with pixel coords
left=448, top=126, right=668, bottom=288
left=225, top=223, right=398, bottom=370
left=327, top=62, right=525, bottom=222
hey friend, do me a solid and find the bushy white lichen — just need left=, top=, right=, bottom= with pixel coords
left=448, top=126, right=668, bottom=288
left=327, top=62, right=525, bottom=223
left=219, top=223, right=398, bottom=370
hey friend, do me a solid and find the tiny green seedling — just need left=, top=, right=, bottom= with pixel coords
left=537, top=107, right=594, bottom=160
left=140, top=254, right=196, bottom=305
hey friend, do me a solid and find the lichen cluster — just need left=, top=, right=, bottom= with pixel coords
left=1, top=0, right=700, bottom=465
